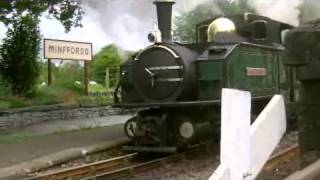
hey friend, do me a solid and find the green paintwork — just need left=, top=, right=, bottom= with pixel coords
left=198, top=61, right=223, bottom=100
left=226, top=45, right=280, bottom=96
left=197, top=43, right=287, bottom=99
left=198, top=61, right=223, bottom=81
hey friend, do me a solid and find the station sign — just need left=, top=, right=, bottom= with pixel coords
left=44, top=39, right=92, bottom=61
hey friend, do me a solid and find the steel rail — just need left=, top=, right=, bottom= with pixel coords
left=82, top=145, right=207, bottom=180
left=82, top=156, right=169, bottom=180
left=28, top=153, right=138, bottom=180
left=285, top=158, right=320, bottom=180
left=29, top=145, right=207, bottom=180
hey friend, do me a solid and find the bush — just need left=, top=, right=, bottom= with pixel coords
left=31, top=86, right=63, bottom=105
left=0, top=75, right=12, bottom=97
left=0, top=15, right=40, bottom=96
left=91, top=44, right=122, bottom=87
left=76, top=95, right=111, bottom=107
left=5, top=97, right=29, bottom=108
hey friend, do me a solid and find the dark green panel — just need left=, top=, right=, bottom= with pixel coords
left=198, top=81, right=221, bottom=100
left=227, top=45, right=280, bottom=96
left=198, top=61, right=223, bottom=81
left=197, top=61, right=223, bottom=100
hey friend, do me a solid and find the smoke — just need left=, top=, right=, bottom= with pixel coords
left=80, top=0, right=219, bottom=51
left=1, top=0, right=320, bottom=53
left=39, top=5, right=111, bottom=53
left=250, top=0, right=320, bottom=25
left=250, top=0, right=303, bottom=26
left=0, top=0, right=219, bottom=52
left=300, top=0, right=320, bottom=23
left=175, top=0, right=216, bottom=13
left=80, top=0, right=154, bottom=51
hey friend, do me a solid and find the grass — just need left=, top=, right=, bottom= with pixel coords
left=77, top=83, right=114, bottom=106
left=0, top=82, right=115, bottom=110
left=0, top=132, right=31, bottom=143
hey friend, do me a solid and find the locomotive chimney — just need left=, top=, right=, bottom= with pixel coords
left=154, top=0, right=175, bottom=43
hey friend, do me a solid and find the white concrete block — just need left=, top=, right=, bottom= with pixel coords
left=209, top=164, right=230, bottom=180
left=214, top=89, right=251, bottom=180
left=248, top=95, right=287, bottom=180
left=210, top=90, right=287, bottom=180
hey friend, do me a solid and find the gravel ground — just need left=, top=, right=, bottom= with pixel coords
left=135, top=131, right=299, bottom=180
left=135, top=146, right=220, bottom=180
left=30, top=131, right=299, bottom=180
left=257, top=131, right=299, bottom=180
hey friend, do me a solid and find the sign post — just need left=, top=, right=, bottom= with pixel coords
left=84, top=61, right=89, bottom=95
left=43, top=39, right=93, bottom=95
left=48, top=59, right=52, bottom=86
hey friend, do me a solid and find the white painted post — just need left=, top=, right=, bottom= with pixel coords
left=209, top=90, right=287, bottom=180
left=249, top=95, right=287, bottom=179
left=210, top=89, right=251, bottom=180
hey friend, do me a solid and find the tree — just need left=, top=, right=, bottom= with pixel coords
left=0, top=0, right=83, bottom=96
left=0, top=15, right=40, bottom=95
left=91, top=45, right=123, bottom=88
left=0, top=0, right=83, bottom=32
left=173, top=0, right=254, bottom=43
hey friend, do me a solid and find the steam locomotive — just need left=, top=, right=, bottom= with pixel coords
left=114, top=0, right=294, bottom=153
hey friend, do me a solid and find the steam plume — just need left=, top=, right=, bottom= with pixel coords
left=250, top=0, right=303, bottom=26
left=250, top=0, right=320, bottom=25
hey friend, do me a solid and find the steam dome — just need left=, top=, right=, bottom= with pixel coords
left=207, top=18, right=236, bottom=42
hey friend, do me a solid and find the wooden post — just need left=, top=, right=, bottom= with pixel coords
left=105, top=67, right=110, bottom=89
left=48, top=59, right=52, bottom=86
left=84, top=61, right=89, bottom=96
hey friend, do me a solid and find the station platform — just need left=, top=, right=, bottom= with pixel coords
left=0, top=115, right=130, bottom=174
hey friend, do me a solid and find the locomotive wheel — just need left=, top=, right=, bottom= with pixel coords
left=124, top=117, right=138, bottom=139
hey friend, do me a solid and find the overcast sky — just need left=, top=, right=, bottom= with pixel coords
left=0, top=0, right=219, bottom=54
left=0, top=0, right=319, bottom=54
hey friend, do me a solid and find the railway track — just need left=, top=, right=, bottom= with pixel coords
left=28, top=145, right=208, bottom=180
left=28, top=143, right=299, bottom=180
left=28, top=153, right=139, bottom=180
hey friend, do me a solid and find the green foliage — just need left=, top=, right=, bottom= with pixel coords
left=91, top=44, right=122, bottom=87
left=0, top=15, right=40, bottom=96
left=53, top=62, right=84, bottom=93
left=38, top=61, right=84, bottom=93
left=0, top=132, right=31, bottom=144
left=173, top=0, right=254, bottom=43
left=0, top=75, right=12, bottom=97
left=2, top=97, right=29, bottom=108
left=32, top=85, right=68, bottom=105
left=0, top=0, right=83, bottom=98
left=0, top=0, right=83, bottom=32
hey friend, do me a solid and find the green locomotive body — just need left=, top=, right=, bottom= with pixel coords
left=114, top=1, right=294, bottom=153
left=197, top=43, right=288, bottom=100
